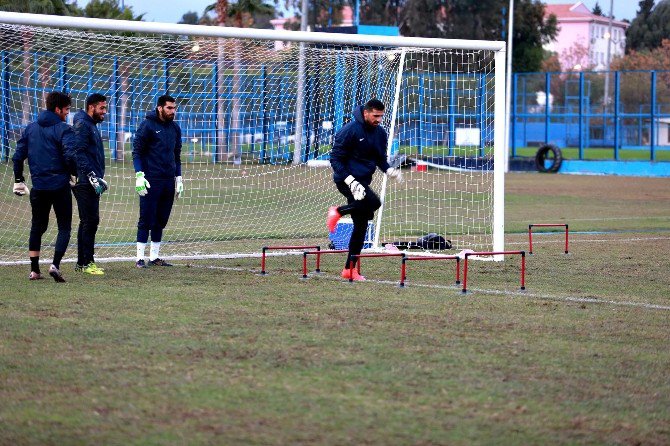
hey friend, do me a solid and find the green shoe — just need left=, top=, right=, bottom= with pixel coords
left=89, top=262, right=105, bottom=272
left=82, top=263, right=104, bottom=275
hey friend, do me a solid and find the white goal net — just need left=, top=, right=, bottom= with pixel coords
left=0, top=13, right=505, bottom=263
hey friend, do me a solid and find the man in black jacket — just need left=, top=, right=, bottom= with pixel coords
left=72, top=93, right=108, bottom=275
left=12, top=91, right=77, bottom=282
left=132, top=95, right=183, bottom=268
left=327, top=99, right=403, bottom=281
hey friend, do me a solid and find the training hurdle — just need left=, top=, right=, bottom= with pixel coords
left=528, top=223, right=569, bottom=254
left=301, top=249, right=349, bottom=278
left=260, top=245, right=320, bottom=275
left=462, top=251, right=526, bottom=294
left=349, top=252, right=406, bottom=282
left=399, top=254, right=461, bottom=288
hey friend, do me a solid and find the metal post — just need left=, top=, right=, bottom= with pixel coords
left=504, top=0, right=514, bottom=172
left=0, top=51, right=8, bottom=162
left=511, top=73, right=518, bottom=157
left=651, top=70, right=657, bottom=161
left=544, top=72, right=550, bottom=144
left=578, top=72, right=584, bottom=159
left=418, top=74, right=424, bottom=155
left=293, top=0, right=309, bottom=165
left=614, top=71, right=620, bottom=160
left=261, top=65, right=268, bottom=163
left=603, top=0, right=614, bottom=109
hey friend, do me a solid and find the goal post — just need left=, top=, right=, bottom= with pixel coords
left=0, top=12, right=505, bottom=264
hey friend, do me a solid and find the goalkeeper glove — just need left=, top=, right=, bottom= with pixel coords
left=87, top=171, right=108, bottom=196
left=69, top=175, right=77, bottom=187
left=386, top=167, right=403, bottom=183
left=13, top=177, right=29, bottom=196
left=344, top=175, right=366, bottom=201
left=175, top=176, right=184, bottom=199
left=135, top=171, right=150, bottom=197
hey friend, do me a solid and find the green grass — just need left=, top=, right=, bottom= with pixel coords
left=1, top=173, right=670, bottom=444
left=513, top=146, right=670, bottom=161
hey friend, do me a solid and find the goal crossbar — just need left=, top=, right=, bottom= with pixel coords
left=0, top=11, right=505, bottom=52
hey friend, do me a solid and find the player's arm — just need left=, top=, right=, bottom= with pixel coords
left=330, top=128, right=365, bottom=200
left=174, top=124, right=183, bottom=198
left=72, top=120, right=95, bottom=178
left=329, top=127, right=353, bottom=180
left=72, top=121, right=107, bottom=195
left=376, top=131, right=402, bottom=183
left=132, top=121, right=150, bottom=196
left=11, top=128, right=29, bottom=195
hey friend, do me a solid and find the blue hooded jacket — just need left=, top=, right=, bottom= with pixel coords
left=330, top=105, right=390, bottom=185
left=12, top=110, right=76, bottom=191
left=132, top=110, right=182, bottom=180
left=72, top=110, right=105, bottom=181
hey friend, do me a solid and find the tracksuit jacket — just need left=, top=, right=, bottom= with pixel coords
left=72, top=110, right=105, bottom=182
left=330, top=105, right=391, bottom=185
left=12, top=110, right=77, bottom=191
left=132, top=110, right=182, bottom=180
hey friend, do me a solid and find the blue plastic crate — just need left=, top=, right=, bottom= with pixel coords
left=329, top=218, right=375, bottom=249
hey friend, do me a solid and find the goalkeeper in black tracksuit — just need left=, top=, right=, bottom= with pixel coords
left=326, top=99, right=403, bottom=281
left=132, top=95, right=183, bottom=268
left=12, top=91, right=77, bottom=282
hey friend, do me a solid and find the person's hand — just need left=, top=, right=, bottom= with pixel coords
left=175, top=176, right=184, bottom=199
left=88, top=171, right=108, bottom=196
left=13, top=178, right=29, bottom=196
left=344, top=175, right=365, bottom=200
left=135, top=171, right=150, bottom=197
left=386, top=167, right=403, bottom=183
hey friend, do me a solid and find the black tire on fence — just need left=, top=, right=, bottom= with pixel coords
left=535, top=144, right=563, bottom=173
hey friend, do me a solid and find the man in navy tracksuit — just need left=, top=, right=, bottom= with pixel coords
left=327, top=99, right=403, bottom=281
left=12, top=91, right=77, bottom=282
left=72, top=93, right=108, bottom=275
left=132, top=95, right=183, bottom=268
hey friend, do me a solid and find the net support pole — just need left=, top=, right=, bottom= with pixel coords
left=293, top=0, right=310, bottom=165
left=492, top=48, right=507, bottom=260
left=373, top=48, right=406, bottom=250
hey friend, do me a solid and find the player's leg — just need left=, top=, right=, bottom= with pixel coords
left=73, top=183, right=102, bottom=274
left=136, top=181, right=160, bottom=268
left=27, top=189, right=50, bottom=280
left=49, top=185, right=72, bottom=282
left=149, top=179, right=175, bottom=266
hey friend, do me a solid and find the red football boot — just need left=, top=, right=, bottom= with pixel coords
left=340, top=268, right=366, bottom=281
left=327, top=206, right=341, bottom=233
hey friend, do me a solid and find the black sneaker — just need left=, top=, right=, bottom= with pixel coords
left=135, top=259, right=148, bottom=269
left=149, top=258, right=172, bottom=267
left=48, top=264, right=66, bottom=283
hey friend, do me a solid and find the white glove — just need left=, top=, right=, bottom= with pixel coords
left=135, top=171, right=151, bottom=197
left=386, top=167, right=403, bottom=183
left=69, top=175, right=77, bottom=187
left=175, top=176, right=184, bottom=199
left=13, top=181, right=29, bottom=196
left=344, top=175, right=365, bottom=201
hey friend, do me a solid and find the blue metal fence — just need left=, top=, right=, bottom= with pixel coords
left=512, top=69, right=670, bottom=160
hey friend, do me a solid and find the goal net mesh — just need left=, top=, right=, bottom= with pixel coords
left=0, top=21, right=498, bottom=262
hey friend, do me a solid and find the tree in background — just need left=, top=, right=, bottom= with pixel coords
left=592, top=2, right=603, bottom=16
left=83, top=0, right=145, bottom=160
left=625, top=0, right=668, bottom=54
left=360, top=0, right=403, bottom=26
left=401, top=0, right=556, bottom=73
left=512, top=0, right=558, bottom=73
left=0, top=0, right=82, bottom=124
left=0, top=0, right=80, bottom=15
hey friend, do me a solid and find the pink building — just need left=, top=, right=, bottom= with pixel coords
left=544, top=2, right=628, bottom=71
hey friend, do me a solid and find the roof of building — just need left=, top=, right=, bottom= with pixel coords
left=544, top=1, right=629, bottom=28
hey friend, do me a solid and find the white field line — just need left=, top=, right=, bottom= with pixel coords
left=508, top=216, right=670, bottom=223
left=506, top=235, right=670, bottom=246
left=185, top=264, right=670, bottom=312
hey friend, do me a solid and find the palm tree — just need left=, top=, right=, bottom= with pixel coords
left=205, top=0, right=275, bottom=163
left=0, top=0, right=81, bottom=125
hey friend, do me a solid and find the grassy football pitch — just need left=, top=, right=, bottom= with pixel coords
left=1, top=173, right=669, bottom=445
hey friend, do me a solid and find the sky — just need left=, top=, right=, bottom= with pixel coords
left=77, top=0, right=639, bottom=24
